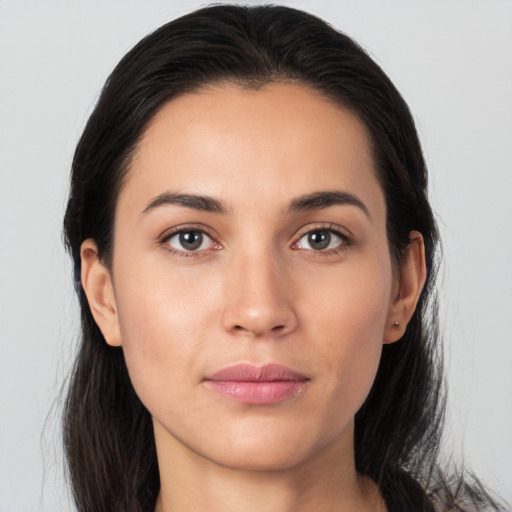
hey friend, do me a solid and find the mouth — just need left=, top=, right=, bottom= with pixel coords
left=203, top=363, right=310, bottom=405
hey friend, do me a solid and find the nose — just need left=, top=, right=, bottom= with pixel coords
left=221, top=248, right=298, bottom=339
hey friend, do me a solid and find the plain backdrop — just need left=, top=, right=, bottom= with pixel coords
left=1, top=1, right=511, bottom=510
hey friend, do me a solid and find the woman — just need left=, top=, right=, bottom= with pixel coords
left=62, top=4, right=506, bottom=511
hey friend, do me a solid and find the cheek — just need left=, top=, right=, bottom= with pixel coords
left=301, top=254, right=392, bottom=403
left=112, top=257, right=221, bottom=407
left=302, top=250, right=392, bottom=339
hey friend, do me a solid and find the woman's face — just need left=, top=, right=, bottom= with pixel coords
left=90, top=83, right=407, bottom=470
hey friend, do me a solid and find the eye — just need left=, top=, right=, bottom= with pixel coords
left=164, top=229, right=216, bottom=253
left=294, top=229, right=347, bottom=251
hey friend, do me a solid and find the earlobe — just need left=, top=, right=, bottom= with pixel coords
left=80, top=239, right=122, bottom=347
left=383, top=231, right=427, bottom=344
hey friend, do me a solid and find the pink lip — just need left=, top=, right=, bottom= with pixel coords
left=204, top=364, right=310, bottom=405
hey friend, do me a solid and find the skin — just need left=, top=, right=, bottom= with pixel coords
left=81, top=83, right=426, bottom=512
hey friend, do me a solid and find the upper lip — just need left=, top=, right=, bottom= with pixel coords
left=204, top=363, right=309, bottom=382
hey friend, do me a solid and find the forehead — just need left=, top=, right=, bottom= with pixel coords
left=121, top=83, right=385, bottom=220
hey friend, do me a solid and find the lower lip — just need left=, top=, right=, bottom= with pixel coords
left=205, top=380, right=308, bottom=405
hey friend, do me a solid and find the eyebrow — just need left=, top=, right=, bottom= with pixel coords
left=141, top=192, right=228, bottom=215
left=141, top=189, right=370, bottom=219
left=287, top=190, right=371, bottom=219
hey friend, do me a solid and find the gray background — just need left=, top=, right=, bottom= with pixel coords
left=1, top=1, right=511, bottom=510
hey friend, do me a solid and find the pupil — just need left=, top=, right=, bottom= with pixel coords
left=179, top=231, right=202, bottom=250
left=308, top=231, right=330, bottom=250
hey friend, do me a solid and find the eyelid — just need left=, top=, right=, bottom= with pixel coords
left=292, top=222, right=352, bottom=242
left=158, top=224, right=222, bottom=255
left=158, top=223, right=212, bottom=240
left=157, top=222, right=352, bottom=257
left=290, top=223, right=353, bottom=253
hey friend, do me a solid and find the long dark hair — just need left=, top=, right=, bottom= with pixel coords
left=62, top=5, right=504, bottom=511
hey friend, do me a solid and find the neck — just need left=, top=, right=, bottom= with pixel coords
left=153, top=421, right=386, bottom=512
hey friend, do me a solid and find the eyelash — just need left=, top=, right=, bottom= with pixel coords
left=158, top=223, right=352, bottom=258
left=291, top=223, right=352, bottom=256
left=158, top=225, right=221, bottom=258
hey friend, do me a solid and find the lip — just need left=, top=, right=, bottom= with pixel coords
left=204, top=363, right=310, bottom=405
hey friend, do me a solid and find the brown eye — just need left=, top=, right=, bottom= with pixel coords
left=166, top=230, right=214, bottom=252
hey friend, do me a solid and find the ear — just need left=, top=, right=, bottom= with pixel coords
left=80, top=239, right=122, bottom=347
left=383, top=230, right=427, bottom=344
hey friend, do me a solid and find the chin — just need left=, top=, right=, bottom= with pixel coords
left=211, top=444, right=312, bottom=472
left=200, top=425, right=340, bottom=473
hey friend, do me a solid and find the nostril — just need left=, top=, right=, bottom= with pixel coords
left=232, top=324, right=285, bottom=334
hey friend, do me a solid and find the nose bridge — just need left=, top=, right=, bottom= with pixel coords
left=221, top=242, right=297, bottom=337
